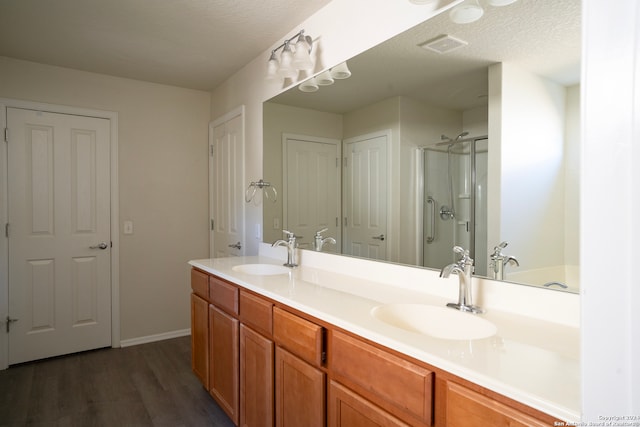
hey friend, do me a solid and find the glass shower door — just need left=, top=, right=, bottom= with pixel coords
left=423, top=138, right=488, bottom=274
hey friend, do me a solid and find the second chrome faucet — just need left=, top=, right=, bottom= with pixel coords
left=440, top=246, right=484, bottom=314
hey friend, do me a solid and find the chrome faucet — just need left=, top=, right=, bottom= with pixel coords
left=489, top=241, right=519, bottom=281
left=272, top=230, right=298, bottom=267
left=440, top=246, right=483, bottom=313
left=312, top=228, right=336, bottom=252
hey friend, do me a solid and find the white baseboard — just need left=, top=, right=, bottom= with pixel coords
left=118, top=328, right=191, bottom=348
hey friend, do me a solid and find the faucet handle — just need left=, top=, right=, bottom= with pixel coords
left=315, top=227, right=328, bottom=236
left=282, top=229, right=295, bottom=238
left=453, top=246, right=469, bottom=258
left=452, top=246, right=473, bottom=265
left=282, top=230, right=303, bottom=242
left=492, top=241, right=509, bottom=255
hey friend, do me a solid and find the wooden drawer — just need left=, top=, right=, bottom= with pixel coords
left=191, top=268, right=209, bottom=300
left=442, top=381, right=549, bottom=427
left=330, top=330, right=434, bottom=426
left=328, top=380, right=410, bottom=427
left=209, top=275, right=239, bottom=315
left=273, top=307, right=323, bottom=366
left=240, top=290, right=273, bottom=337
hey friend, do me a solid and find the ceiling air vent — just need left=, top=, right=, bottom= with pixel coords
left=418, top=34, right=468, bottom=54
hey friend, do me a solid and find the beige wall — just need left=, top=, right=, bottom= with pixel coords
left=0, top=56, right=211, bottom=341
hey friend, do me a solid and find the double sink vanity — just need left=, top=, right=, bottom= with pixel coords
left=189, top=244, right=580, bottom=426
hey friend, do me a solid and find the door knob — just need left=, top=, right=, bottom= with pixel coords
left=372, top=234, right=385, bottom=241
left=228, top=241, right=242, bottom=250
left=90, top=242, right=108, bottom=250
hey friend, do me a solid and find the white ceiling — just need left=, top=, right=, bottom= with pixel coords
left=0, top=0, right=332, bottom=91
left=271, top=0, right=581, bottom=113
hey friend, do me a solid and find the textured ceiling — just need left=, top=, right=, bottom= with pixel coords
left=270, top=0, right=581, bottom=113
left=0, top=0, right=332, bottom=90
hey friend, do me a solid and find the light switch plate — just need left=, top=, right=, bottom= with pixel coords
left=123, top=220, right=133, bottom=235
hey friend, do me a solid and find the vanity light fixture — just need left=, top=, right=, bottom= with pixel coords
left=266, top=30, right=313, bottom=83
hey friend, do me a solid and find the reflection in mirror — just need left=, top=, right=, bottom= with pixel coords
left=263, top=0, right=581, bottom=292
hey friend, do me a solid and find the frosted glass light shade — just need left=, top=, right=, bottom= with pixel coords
left=266, top=55, right=281, bottom=82
left=277, top=45, right=298, bottom=80
left=316, top=70, right=334, bottom=86
left=330, top=62, right=351, bottom=79
left=293, top=39, right=313, bottom=71
left=299, top=77, right=319, bottom=92
left=449, top=0, right=484, bottom=24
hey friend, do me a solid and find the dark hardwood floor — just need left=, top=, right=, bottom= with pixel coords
left=0, top=336, right=235, bottom=427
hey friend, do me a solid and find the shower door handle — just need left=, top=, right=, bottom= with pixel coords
left=426, top=197, right=436, bottom=243
left=372, top=234, right=385, bottom=241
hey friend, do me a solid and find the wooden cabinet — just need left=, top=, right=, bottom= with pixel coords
left=275, top=346, right=325, bottom=427
left=273, top=306, right=326, bottom=427
left=190, top=268, right=558, bottom=427
left=190, top=293, right=209, bottom=388
left=239, top=289, right=275, bottom=427
left=240, top=324, right=274, bottom=427
left=209, top=300, right=240, bottom=425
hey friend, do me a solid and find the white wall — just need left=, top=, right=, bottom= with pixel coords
left=0, top=56, right=211, bottom=342
left=564, top=85, right=580, bottom=268
left=490, top=63, right=567, bottom=275
left=581, top=0, right=640, bottom=419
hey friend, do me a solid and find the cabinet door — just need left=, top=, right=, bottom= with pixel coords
left=442, top=381, right=549, bottom=427
left=275, top=347, right=325, bottom=427
left=209, top=305, right=240, bottom=425
left=328, top=380, right=410, bottom=427
left=191, top=293, right=209, bottom=388
left=240, top=324, right=274, bottom=427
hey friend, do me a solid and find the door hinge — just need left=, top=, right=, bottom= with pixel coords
left=3, top=128, right=8, bottom=143
left=211, top=219, right=214, bottom=230
left=4, top=223, right=8, bottom=238
left=209, top=144, right=214, bottom=157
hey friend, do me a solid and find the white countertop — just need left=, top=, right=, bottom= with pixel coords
left=189, top=255, right=580, bottom=422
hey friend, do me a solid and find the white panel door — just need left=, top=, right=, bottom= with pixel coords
left=343, top=132, right=388, bottom=261
left=211, top=111, right=244, bottom=258
left=7, top=107, right=111, bottom=365
left=284, top=136, right=341, bottom=251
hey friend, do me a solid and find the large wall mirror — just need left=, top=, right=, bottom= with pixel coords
left=263, top=0, right=581, bottom=293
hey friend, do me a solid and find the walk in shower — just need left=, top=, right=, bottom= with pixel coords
left=422, top=135, right=488, bottom=275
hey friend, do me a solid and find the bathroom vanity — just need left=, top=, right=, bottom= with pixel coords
left=189, top=250, right=579, bottom=426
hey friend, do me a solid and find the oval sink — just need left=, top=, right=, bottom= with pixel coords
left=232, top=263, right=291, bottom=276
left=371, top=304, right=497, bottom=340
